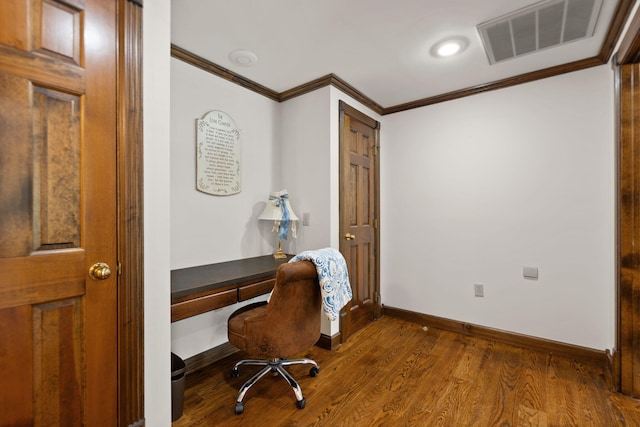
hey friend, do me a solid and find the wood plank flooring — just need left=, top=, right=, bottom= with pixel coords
left=172, top=316, right=640, bottom=426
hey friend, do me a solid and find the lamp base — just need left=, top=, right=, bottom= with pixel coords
left=273, top=240, right=287, bottom=259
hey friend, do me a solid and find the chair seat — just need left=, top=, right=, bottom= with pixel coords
left=228, top=302, right=268, bottom=354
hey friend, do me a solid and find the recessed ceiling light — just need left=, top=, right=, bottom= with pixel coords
left=430, top=37, right=469, bottom=58
left=229, top=49, right=258, bottom=67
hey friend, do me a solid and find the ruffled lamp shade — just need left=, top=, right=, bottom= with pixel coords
left=259, top=190, right=298, bottom=258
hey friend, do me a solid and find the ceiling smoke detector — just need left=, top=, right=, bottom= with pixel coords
left=477, top=0, right=603, bottom=65
left=229, top=49, right=258, bottom=67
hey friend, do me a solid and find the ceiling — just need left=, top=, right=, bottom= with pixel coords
left=171, top=0, right=625, bottom=111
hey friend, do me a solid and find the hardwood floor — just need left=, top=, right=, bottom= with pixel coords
left=172, top=316, right=640, bottom=426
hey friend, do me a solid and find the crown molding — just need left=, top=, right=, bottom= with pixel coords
left=171, top=45, right=383, bottom=115
left=171, top=44, right=280, bottom=101
left=280, top=73, right=384, bottom=115
left=383, top=56, right=604, bottom=115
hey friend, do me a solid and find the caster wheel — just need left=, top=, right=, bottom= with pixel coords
left=231, top=367, right=239, bottom=378
left=296, top=398, right=306, bottom=409
left=235, top=402, right=244, bottom=415
left=310, top=366, right=320, bottom=377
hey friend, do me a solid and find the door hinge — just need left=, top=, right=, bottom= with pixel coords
left=373, top=145, right=378, bottom=156
left=117, top=261, right=122, bottom=276
left=373, top=218, right=378, bottom=229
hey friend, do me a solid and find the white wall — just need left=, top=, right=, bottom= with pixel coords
left=279, top=87, right=332, bottom=255
left=266, top=86, right=383, bottom=258
left=381, top=64, right=615, bottom=351
left=170, top=58, right=283, bottom=360
left=170, top=58, right=282, bottom=269
left=278, top=87, right=382, bottom=336
left=144, top=1, right=172, bottom=425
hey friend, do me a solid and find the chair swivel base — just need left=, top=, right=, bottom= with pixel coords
left=231, top=357, right=320, bottom=414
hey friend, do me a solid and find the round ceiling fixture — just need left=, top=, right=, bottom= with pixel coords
left=430, top=37, right=469, bottom=58
left=229, top=49, right=258, bottom=67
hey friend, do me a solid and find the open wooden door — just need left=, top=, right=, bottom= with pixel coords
left=0, top=0, right=119, bottom=424
left=613, top=3, right=640, bottom=398
left=339, top=101, right=381, bottom=343
left=618, top=61, right=640, bottom=398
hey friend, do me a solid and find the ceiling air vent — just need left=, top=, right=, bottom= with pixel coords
left=477, top=0, right=602, bottom=64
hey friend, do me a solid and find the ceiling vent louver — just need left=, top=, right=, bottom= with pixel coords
left=477, top=0, right=602, bottom=65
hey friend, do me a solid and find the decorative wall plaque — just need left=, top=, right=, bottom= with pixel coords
left=196, top=110, right=242, bottom=195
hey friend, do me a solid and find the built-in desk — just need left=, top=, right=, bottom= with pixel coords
left=170, top=255, right=292, bottom=322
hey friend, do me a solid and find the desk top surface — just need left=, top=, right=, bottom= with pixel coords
left=171, top=254, right=291, bottom=302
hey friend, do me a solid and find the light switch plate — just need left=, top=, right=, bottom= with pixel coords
left=474, top=283, right=484, bottom=297
left=302, top=212, right=310, bottom=226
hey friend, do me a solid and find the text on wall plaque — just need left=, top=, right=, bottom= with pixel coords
left=196, top=110, right=242, bottom=195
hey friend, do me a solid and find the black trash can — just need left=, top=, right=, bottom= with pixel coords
left=171, top=352, right=186, bottom=422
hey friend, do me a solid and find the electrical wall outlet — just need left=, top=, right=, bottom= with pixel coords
left=523, top=266, right=538, bottom=279
left=474, top=283, right=484, bottom=297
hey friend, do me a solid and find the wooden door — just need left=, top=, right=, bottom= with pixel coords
left=339, top=101, right=380, bottom=342
left=0, top=0, right=118, bottom=424
left=618, top=62, right=640, bottom=397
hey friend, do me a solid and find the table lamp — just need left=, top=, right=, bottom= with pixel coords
left=259, top=190, right=298, bottom=258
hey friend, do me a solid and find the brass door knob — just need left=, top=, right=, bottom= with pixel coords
left=89, top=262, right=112, bottom=280
left=344, top=233, right=356, bottom=240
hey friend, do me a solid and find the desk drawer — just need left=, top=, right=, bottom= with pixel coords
left=171, top=288, right=237, bottom=322
left=238, top=278, right=276, bottom=302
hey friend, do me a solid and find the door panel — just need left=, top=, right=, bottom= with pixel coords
left=33, top=86, right=82, bottom=250
left=33, top=298, right=83, bottom=426
left=0, top=305, right=33, bottom=426
left=0, top=0, right=118, bottom=424
left=38, top=0, right=81, bottom=64
left=339, top=102, right=380, bottom=342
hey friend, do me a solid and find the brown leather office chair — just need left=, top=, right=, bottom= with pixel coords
left=227, top=260, right=322, bottom=414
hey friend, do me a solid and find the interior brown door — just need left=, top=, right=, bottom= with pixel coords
left=0, top=0, right=118, bottom=424
left=618, top=62, right=640, bottom=397
left=339, top=101, right=380, bottom=342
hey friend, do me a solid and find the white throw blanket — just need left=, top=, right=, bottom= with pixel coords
left=290, top=247, right=352, bottom=321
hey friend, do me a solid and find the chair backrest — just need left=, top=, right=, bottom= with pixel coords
left=229, top=260, right=321, bottom=358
